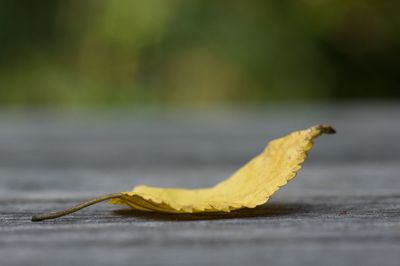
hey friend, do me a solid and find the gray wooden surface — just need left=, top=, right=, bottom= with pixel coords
left=1, top=103, right=400, bottom=266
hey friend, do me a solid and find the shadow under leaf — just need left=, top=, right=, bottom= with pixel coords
left=112, top=202, right=313, bottom=221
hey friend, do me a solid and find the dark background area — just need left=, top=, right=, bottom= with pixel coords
left=0, top=0, right=399, bottom=108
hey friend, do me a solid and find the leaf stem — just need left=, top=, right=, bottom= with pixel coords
left=31, top=192, right=123, bottom=222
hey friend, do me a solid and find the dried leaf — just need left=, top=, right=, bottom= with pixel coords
left=32, top=124, right=335, bottom=221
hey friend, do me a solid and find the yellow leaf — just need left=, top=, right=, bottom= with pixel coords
left=32, top=124, right=335, bottom=221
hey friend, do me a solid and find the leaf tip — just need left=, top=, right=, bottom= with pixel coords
left=314, top=124, right=336, bottom=135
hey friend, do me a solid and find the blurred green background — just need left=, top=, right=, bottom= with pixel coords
left=0, top=0, right=399, bottom=108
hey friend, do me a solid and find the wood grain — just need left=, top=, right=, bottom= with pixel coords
left=1, top=103, right=399, bottom=266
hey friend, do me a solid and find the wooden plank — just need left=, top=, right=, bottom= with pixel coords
left=1, top=195, right=400, bottom=266
left=0, top=162, right=400, bottom=198
left=0, top=104, right=400, bottom=266
left=0, top=104, right=398, bottom=170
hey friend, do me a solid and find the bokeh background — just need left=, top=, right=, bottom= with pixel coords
left=0, top=0, right=399, bottom=108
